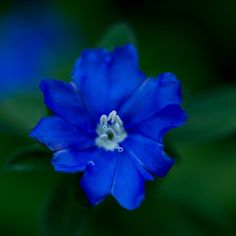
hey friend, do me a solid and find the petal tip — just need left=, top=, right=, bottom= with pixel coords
left=115, top=191, right=145, bottom=210
left=158, top=72, right=179, bottom=85
left=113, top=44, right=138, bottom=60
left=39, top=79, right=48, bottom=92
left=29, top=128, right=36, bottom=138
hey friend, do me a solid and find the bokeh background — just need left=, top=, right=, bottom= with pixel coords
left=0, top=0, right=236, bottom=235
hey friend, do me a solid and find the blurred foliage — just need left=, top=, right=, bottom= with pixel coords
left=5, top=144, right=52, bottom=172
left=174, top=85, right=236, bottom=142
left=0, top=0, right=236, bottom=236
left=41, top=176, right=89, bottom=236
left=98, top=23, right=137, bottom=50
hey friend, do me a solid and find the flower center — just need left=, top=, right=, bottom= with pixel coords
left=95, top=110, right=127, bottom=152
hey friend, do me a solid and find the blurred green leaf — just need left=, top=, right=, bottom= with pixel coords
left=137, top=21, right=217, bottom=91
left=5, top=144, right=52, bottom=172
left=0, top=121, right=29, bottom=162
left=77, top=182, right=217, bottom=236
left=164, top=137, right=236, bottom=234
left=42, top=176, right=88, bottom=236
left=0, top=92, right=46, bottom=134
left=98, top=23, right=137, bottom=50
left=173, top=85, right=236, bottom=142
left=164, top=138, right=180, bottom=162
left=73, top=178, right=92, bottom=209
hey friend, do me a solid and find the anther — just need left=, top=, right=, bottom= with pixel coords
left=115, top=145, right=123, bottom=152
left=113, top=123, right=121, bottom=133
left=108, top=110, right=117, bottom=123
left=115, top=115, right=123, bottom=126
left=100, top=115, right=107, bottom=125
left=87, top=160, right=95, bottom=166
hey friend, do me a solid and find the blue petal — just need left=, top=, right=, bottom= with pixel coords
left=80, top=148, right=151, bottom=209
left=80, top=149, right=118, bottom=205
left=72, top=45, right=145, bottom=120
left=40, top=80, right=92, bottom=132
left=123, top=134, right=174, bottom=177
left=111, top=153, right=146, bottom=210
left=119, top=73, right=182, bottom=127
left=126, top=149, right=154, bottom=181
left=108, top=45, right=145, bottom=109
left=72, top=48, right=110, bottom=119
left=30, top=116, right=93, bottom=152
left=52, top=148, right=98, bottom=173
left=130, top=105, right=187, bottom=143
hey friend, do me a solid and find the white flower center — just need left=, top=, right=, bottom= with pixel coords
left=95, top=110, right=127, bottom=152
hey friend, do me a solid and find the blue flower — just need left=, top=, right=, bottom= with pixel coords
left=30, top=45, right=187, bottom=210
left=0, top=9, right=78, bottom=99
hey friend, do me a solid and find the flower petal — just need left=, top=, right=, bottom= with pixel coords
left=52, top=148, right=98, bottom=173
left=80, top=148, right=150, bottom=209
left=40, top=79, right=92, bottom=132
left=119, top=73, right=182, bottom=127
left=80, top=149, right=118, bottom=206
left=129, top=105, right=187, bottom=143
left=108, top=45, right=145, bottom=109
left=30, top=116, right=93, bottom=151
left=123, top=134, right=174, bottom=177
left=72, top=45, right=145, bottom=120
left=111, top=153, right=146, bottom=210
left=72, top=48, right=110, bottom=119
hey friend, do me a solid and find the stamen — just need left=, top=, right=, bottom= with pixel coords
left=96, top=110, right=127, bottom=152
left=100, top=115, right=107, bottom=125
left=113, top=123, right=121, bottom=133
left=115, top=145, right=124, bottom=152
left=87, top=160, right=95, bottom=166
left=108, top=110, right=117, bottom=123
left=100, top=133, right=108, bottom=140
left=115, top=115, right=123, bottom=126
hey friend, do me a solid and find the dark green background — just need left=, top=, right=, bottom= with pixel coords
left=0, top=0, right=236, bottom=235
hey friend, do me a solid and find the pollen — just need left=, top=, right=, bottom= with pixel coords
left=95, top=110, right=127, bottom=152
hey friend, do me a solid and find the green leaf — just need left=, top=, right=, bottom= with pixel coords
left=5, top=144, right=52, bottom=171
left=164, top=138, right=180, bottom=162
left=0, top=92, right=46, bottom=134
left=173, top=85, right=236, bottom=142
left=72, top=177, right=92, bottom=209
left=42, top=176, right=88, bottom=236
left=98, top=23, right=137, bottom=50
left=0, top=121, right=29, bottom=163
